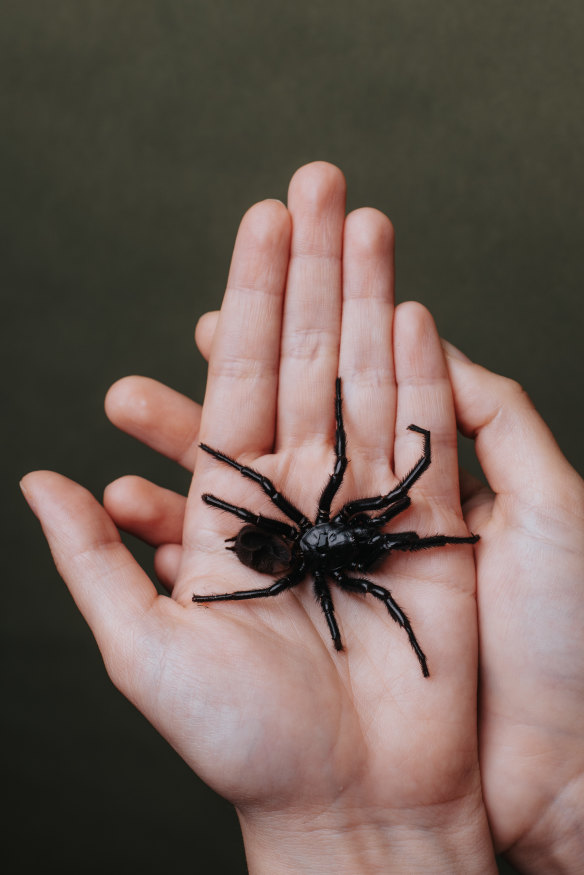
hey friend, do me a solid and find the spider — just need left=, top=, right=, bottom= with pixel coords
left=193, top=378, right=479, bottom=677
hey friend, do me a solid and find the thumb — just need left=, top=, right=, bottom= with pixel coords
left=20, top=471, right=159, bottom=695
left=441, top=341, right=576, bottom=499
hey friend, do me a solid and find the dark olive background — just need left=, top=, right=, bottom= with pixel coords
left=3, top=2, right=582, bottom=872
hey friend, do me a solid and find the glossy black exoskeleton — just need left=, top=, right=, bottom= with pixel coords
left=193, top=379, right=479, bottom=677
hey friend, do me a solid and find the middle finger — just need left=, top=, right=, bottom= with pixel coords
left=277, top=162, right=346, bottom=450
left=339, top=207, right=397, bottom=473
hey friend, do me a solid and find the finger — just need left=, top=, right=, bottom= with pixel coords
left=339, top=208, right=397, bottom=468
left=154, top=543, right=183, bottom=591
left=459, top=468, right=494, bottom=530
left=277, top=162, right=346, bottom=448
left=194, top=310, right=219, bottom=362
left=200, top=199, right=291, bottom=455
left=103, top=476, right=186, bottom=546
left=105, top=376, right=202, bottom=471
left=393, top=303, right=461, bottom=509
left=441, top=340, right=577, bottom=497
left=459, top=468, right=489, bottom=506
left=20, top=471, right=159, bottom=686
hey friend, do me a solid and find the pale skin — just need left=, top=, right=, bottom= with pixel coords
left=21, top=163, right=584, bottom=873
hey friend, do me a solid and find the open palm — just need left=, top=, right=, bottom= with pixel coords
left=23, top=164, right=493, bottom=868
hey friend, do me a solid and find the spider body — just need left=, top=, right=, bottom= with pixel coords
left=193, top=379, right=479, bottom=677
left=299, top=521, right=364, bottom=571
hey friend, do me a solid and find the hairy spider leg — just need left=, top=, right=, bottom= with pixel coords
left=199, top=443, right=311, bottom=528
left=316, top=378, right=348, bottom=524
left=192, top=562, right=307, bottom=603
left=386, top=531, right=480, bottom=552
left=353, top=517, right=479, bottom=571
left=354, top=527, right=479, bottom=572
left=313, top=571, right=343, bottom=650
left=369, top=494, right=411, bottom=527
left=332, top=571, right=429, bottom=677
left=332, top=425, right=431, bottom=524
left=202, top=494, right=298, bottom=539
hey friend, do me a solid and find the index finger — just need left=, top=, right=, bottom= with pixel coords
left=199, top=199, right=291, bottom=457
left=442, top=342, right=577, bottom=499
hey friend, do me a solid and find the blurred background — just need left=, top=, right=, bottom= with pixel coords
left=4, top=1, right=583, bottom=872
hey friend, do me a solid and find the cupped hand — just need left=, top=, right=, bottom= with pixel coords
left=23, top=163, right=494, bottom=872
left=441, top=344, right=584, bottom=871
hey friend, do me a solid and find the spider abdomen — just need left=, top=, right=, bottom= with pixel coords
left=230, top=525, right=297, bottom=574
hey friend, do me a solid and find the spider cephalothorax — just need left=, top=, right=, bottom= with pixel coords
left=193, top=379, right=479, bottom=677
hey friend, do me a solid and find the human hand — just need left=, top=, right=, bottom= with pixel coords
left=173, top=312, right=584, bottom=875
left=440, top=344, right=584, bottom=873
left=23, top=163, right=495, bottom=873
left=117, top=328, right=584, bottom=873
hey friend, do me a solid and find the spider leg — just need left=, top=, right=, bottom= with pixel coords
left=332, top=572, right=429, bottom=677
left=368, top=495, right=411, bottom=527
left=202, top=494, right=298, bottom=538
left=354, top=529, right=479, bottom=572
left=199, top=443, right=311, bottom=528
left=332, top=425, right=431, bottom=523
left=192, top=563, right=306, bottom=603
left=316, top=378, right=348, bottom=524
left=313, top=571, right=343, bottom=651
left=387, top=531, right=480, bottom=552
left=397, top=424, right=431, bottom=493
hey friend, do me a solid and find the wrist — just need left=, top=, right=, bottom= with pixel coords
left=504, top=773, right=584, bottom=875
left=238, top=797, right=497, bottom=875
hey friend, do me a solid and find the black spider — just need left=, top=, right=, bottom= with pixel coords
left=192, top=379, right=479, bottom=677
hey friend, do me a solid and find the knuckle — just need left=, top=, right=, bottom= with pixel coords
left=502, top=376, right=531, bottom=405
left=282, top=326, right=337, bottom=363
left=209, top=354, right=277, bottom=381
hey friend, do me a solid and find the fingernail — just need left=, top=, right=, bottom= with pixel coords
left=441, top=339, right=472, bottom=363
